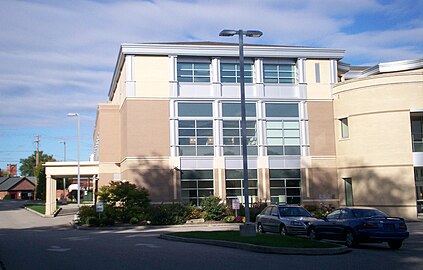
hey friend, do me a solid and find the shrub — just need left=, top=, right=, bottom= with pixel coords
left=150, top=203, right=194, bottom=225
left=100, top=216, right=115, bottom=226
left=78, top=206, right=97, bottom=224
left=98, top=181, right=151, bottom=223
left=130, top=217, right=139, bottom=225
left=86, top=216, right=100, bottom=227
left=3, top=194, right=12, bottom=200
left=201, top=196, right=225, bottom=221
left=223, top=215, right=235, bottom=223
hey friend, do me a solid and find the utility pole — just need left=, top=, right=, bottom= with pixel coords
left=34, top=135, right=40, bottom=200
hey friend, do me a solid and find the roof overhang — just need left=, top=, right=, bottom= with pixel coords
left=44, top=161, right=99, bottom=178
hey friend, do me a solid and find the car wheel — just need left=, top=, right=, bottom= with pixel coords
left=345, top=230, right=358, bottom=248
left=257, top=223, right=265, bottom=234
left=309, top=227, right=321, bottom=240
left=280, top=224, right=288, bottom=236
left=388, top=240, right=403, bottom=250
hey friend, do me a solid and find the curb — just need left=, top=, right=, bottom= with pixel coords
left=73, top=222, right=239, bottom=230
left=159, top=234, right=350, bottom=255
left=24, top=206, right=46, bottom=218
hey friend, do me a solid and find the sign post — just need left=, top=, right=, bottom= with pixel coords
left=232, top=199, right=240, bottom=217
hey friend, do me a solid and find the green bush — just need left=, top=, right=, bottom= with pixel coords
left=98, top=181, right=151, bottom=223
left=78, top=206, right=97, bottom=224
left=86, top=216, right=100, bottom=227
left=3, top=194, right=12, bottom=200
left=234, top=201, right=267, bottom=222
left=130, top=217, right=139, bottom=224
left=100, top=216, right=115, bottom=226
left=150, top=203, right=194, bottom=225
left=201, top=196, right=225, bottom=221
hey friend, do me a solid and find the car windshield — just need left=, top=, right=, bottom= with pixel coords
left=351, top=209, right=388, bottom=218
left=279, top=207, right=311, bottom=217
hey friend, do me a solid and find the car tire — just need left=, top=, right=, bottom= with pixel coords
left=257, top=223, right=265, bottom=234
left=309, top=227, right=321, bottom=240
left=345, top=229, right=358, bottom=248
left=388, top=240, right=403, bottom=250
left=280, top=224, right=288, bottom=236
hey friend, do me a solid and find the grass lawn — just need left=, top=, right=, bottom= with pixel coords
left=26, top=204, right=45, bottom=214
left=171, top=231, right=339, bottom=248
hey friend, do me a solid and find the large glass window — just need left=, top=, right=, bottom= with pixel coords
left=269, top=169, right=301, bottom=204
left=178, top=103, right=213, bottom=156
left=221, top=63, right=253, bottom=83
left=179, top=120, right=213, bottom=156
left=265, top=103, right=300, bottom=156
left=225, top=169, right=258, bottom=202
left=411, top=114, right=423, bottom=152
left=181, top=170, right=214, bottom=206
left=263, top=64, right=295, bottom=84
left=177, top=63, right=210, bottom=82
left=222, top=103, right=257, bottom=156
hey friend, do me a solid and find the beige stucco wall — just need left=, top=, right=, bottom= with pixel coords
left=305, top=60, right=333, bottom=100
left=120, top=99, right=170, bottom=158
left=111, top=63, right=126, bottom=105
left=134, top=56, right=169, bottom=98
left=333, top=68, right=423, bottom=219
left=308, top=101, right=336, bottom=156
left=97, top=104, right=121, bottom=162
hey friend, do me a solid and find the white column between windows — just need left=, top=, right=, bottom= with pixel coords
left=330, top=59, right=337, bottom=84
left=125, top=55, right=135, bottom=97
left=299, top=101, right=310, bottom=156
left=213, top=100, right=222, bottom=156
left=170, top=100, right=178, bottom=157
left=257, top=100, right=266, bottom=156
left=169, top=55, right=178, bottom=97
left=297, top=58, right=306, bottom=84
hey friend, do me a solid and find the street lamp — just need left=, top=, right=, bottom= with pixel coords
left=67, top=113, right=80, bottom=209
left=219, top=29, right=263, bottom=228
left=59, top=140, right=67, bottom=202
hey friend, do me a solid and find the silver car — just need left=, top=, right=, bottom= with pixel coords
left=256, top=205, right=317, bottom=235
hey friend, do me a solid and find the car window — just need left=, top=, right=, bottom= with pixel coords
left=326, top=209, right=341, bottom=220
left=339, top=209, right=349, bottom=219
left=271, top=207, right=279, bottom=216
left=263, top=207, right=272, bottom=215
left=351, top=209, right=387, bottom=218
left=279, top=207, right=312, bottom=217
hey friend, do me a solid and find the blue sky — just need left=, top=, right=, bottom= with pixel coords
left=0, top=0, right=422, bottom=172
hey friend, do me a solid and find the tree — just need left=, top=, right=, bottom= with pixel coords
left=19, top=151, right=55, bottom=176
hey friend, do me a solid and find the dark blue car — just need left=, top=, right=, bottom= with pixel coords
left=308, top=207, right=409, bottom=249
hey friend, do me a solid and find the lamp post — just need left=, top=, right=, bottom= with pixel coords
left=59, top=140, right=67, bottom=202
left=67, top=113, right=80, bottom=209
left=219, top=29, right=263, bottom=227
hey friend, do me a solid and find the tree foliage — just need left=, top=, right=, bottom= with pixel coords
left=201, top=195, right=226, bottom=221
left=19, top=151, right=55, bottom=176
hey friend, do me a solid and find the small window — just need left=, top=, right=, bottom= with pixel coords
left=178, top=103, right=212, bottom=117
left=221, top=63, right=253, bottom=83
left=344, top=178, right=353, bottom=206
left=266, top=103, right=299, bottom=117
left=315, top=63, right=320, bottom=83
left=222, top=103, right=256, bottom=117
left=263, top=64, right=295, bottom=84
left=340, top=118, right=349, bottom=138
left=177, top=63, right=210, bottom=82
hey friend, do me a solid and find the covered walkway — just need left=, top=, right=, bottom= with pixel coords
left=44, top=161, right=99, bottom=217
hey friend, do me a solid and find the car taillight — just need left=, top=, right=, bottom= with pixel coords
left=363, top=222, right=378, bottom=228
left=399, top=223, right=407, bottom=230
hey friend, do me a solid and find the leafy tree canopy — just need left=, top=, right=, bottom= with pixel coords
left=19, top=151, right=55, bottom=176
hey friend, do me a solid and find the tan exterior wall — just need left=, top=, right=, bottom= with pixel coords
left=0, top=191, right=8, bottom=199
left=120, top=99, right=170, bottom=158
left=307, top=101, right=336, bottom=156
left=305, top=60, right=333, bottom=100
left=134, top=56, right=169, bottom=98
left=97, top=104, right=121, bottom=163
left=333, top=69, right=423, bottom=219
left=120, top=158, right=174, bottom=202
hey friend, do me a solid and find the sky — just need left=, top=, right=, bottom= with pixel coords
left=0, top=0, right=422, bottom=172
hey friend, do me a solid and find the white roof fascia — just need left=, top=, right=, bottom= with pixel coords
left=361, top=58, right=423, bottom=77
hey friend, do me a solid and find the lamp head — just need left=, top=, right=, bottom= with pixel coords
left=244, top=30, right=263, bottom=38
left=67, top=113, right=79, bottom=117
left=219, top=29, right=238, bottom=36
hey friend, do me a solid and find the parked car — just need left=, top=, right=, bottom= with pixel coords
left=256, top=205, right=318, bottom=235
left=417, top=200, right=423, bottom=213
left=307, top=207, right=409, bottom=249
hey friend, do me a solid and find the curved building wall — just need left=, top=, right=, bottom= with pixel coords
left=333, top=68, right=423, bottom=219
